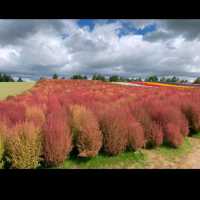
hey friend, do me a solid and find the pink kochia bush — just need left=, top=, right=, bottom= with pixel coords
left=99, top=106, right=129, bottom=155
left=126, top=116, right=145, bottom=151
left=42, top=110, right=72, bottom=167
left=181, top=99, right=200, bottom=133
left=70, top=105, right=102, bottom=157
left=0, top=102, right=25, bottom=127
left=145, top=99, right=189, bottom=147
left=129, top=102, right=163, bottom=147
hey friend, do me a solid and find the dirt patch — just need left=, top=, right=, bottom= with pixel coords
left=141, top=137, right=200, bottom=169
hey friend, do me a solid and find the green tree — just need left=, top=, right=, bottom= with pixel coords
left=52, top=74, right=58, bottom=79
left=193, top=77, right=200, bottom=84
left=0, top=73, right=14, bottom=82
left=145, top=75, right=158, bottom=82
left=17, top=77, right=23, bottom=82
left=171, top=76, right=179, bottom=82
left=109, top=75, right=120, bottom=82
left=160, top=77, right=166, bottom=82
left=71, top=74, right=87, bottom=80
left=92, top=74, right=106, bottom=81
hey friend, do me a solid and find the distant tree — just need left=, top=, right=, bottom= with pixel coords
left=71, top=74, right=87, bottom=80
left=92, top=74, right=106, bottom=81
left=159, top=77, right=166, bottom=82
left=39, top=77, right=46, bottom=80
left=180, top=79, right=188, bottom=83
left=0, top=73, right=14, bottom=82
left=61, top=77, right=65, bottom=80
left=193, top=77, right=200, bottom=84
left=17, top=77, right=23, bottom=82
left=145, top=75, right=158, bottom=82
left=52, top=74, right=58, bottom=79
left=118, top=76, right=129, bottom=82
left=109, top=75, right=120, bottom=82
left=131, top=77, right=142, bottom=82
left=171, top=76, right=179, bottom=82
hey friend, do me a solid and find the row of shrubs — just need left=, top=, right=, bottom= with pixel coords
left=0, top=79, right=200, bottom=168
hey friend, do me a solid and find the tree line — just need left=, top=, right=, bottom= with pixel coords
left=0, top=73, right=23, bottom=82
left=51, top=73, right=200, bottom=84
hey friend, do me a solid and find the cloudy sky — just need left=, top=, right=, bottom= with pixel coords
left=0, top=19, right=200, bottom=81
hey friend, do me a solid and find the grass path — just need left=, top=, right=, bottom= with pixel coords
left=142, top=137, right=200, bottom=169
left=175, top=137, right=200, bottom=169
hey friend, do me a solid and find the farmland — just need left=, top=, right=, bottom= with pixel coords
left=0, top=82, right=35, bottom=100
left=1, top=79, right=200, bottom=169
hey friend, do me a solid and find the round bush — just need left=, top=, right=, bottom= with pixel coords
left=70, top=105, right=102, bottom=158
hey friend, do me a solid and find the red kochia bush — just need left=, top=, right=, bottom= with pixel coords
left=129, top=102, right=163, bottom=147
left=99, top=106, right=128, bottom=155
left=0, top=102, right=25, bottom=127
left=147, top=100, right=188, bottom=146
left=42, top=111, right=72, bottom=166
left=181, top=100, right=200, bottom=133
left=164, top=123, right=184, bottom=147
left=127, top=117, right=145, bottom=151
left=70, top=105, right=102, bottom=157
left=25, top=106, right=45, bottom=128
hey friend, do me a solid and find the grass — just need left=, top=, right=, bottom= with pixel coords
left=62, top=150, right=148, bottom=169
left=0, top=82, right=35, bottom=100
left=152, top=138, right=192, bottom=162
left=61, top=138, right=194, bottom=169
left=191, top=131, right=200, bottom=138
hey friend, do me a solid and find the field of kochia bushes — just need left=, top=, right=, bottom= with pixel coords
left=0, top=79, right=200, bottom=169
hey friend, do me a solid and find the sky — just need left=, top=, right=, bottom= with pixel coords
left=0, top=19, right=200, bottom=81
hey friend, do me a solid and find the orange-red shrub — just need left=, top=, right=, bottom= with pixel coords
left=70, top=105, right=102, bottom=157
left=25, top=106, right=45, bottom=128
left=163, top=123, right=184, bottom=147
left=99, top=106, right=128, bottom=155
left=127, top=118, right=145, bottom=150
left=0, top=102, right=25, bottom=127
left=42, top=111, right=72, bottom=166
left=181, top=101, right=200, bottom=133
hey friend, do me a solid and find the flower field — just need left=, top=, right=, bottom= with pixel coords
left=131, top=81, right=195, bottom=89
left=0, top=79, right=200, bottom=169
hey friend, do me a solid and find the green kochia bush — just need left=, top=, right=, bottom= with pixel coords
left=6, top=122, right=42, bottom=169
left=0, top=123, right=6, bottom=169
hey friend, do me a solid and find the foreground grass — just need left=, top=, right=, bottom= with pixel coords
left=61, top=138, right=194, bottom=169
left=192, top=132, right=200, bottom=139
left=0, top=82, right=35, bottom=100
left=62, top=151, right=148, bottom=169
left=152, top=138, right=192, bottom=162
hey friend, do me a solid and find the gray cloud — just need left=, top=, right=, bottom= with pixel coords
left=144, top=19, right=200, bottom=41
left=0, top=19, right=200, bottom=81
left=0, top=19, right=66, bottom=46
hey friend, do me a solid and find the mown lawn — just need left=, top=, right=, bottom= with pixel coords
left=0, top=82, right=35, bottom=100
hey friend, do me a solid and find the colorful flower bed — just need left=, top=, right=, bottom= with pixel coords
left=131, top=81, right=195, bottom=89
left=0, top=79, right=200, bottom=168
